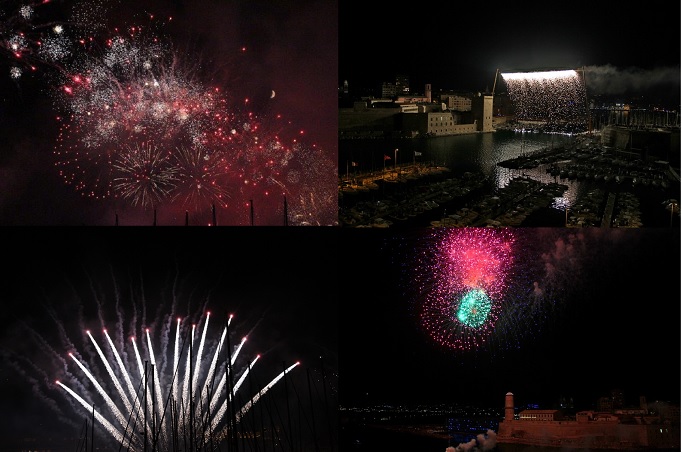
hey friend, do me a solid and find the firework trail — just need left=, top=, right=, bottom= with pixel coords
left=3, top=352, right=77, bottom=428
left=47, top=311, right=302, bottom=451
left=3, top=260, right=318, bottom=452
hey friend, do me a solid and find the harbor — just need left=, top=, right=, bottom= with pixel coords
left=338, top=131, right=680, bottom=228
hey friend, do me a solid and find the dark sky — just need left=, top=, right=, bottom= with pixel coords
left=340, top=0, right=681, bottom=104
left=0, top=227, right=338, bottom=450
left=339, top=228, right=681, bottom=411
left=0, top=0, right=337, bottom=225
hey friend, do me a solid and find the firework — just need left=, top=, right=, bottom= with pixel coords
left=53, top=61, right=268, bottom=211
left=54, top=312, right=301, bottom=450
left=48, top=19, right=335, bottom=224
left=281, top=140, right=338, bottom=226
left=2, top=0, right=335, bottom=224
left=0, top=247, right=338, bottom=450
left=112, top=142, right=179, bottom=207
left=501, top=69, right=588, bottom=132
left=170, top=144, right=230, bottom=209
left=1, top=0, right=51, bottom=76
left=0, top=0, right=113, bottom=79
left=400, top=228, right=588, bottom=354
left=51, top=24, right=233, bottom=203
left=410, top=228, right=515, bottom=351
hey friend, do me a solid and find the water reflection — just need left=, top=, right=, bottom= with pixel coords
left=340, top=129, right=581, bottom=209
left=339, top=128, right=680, bottom=227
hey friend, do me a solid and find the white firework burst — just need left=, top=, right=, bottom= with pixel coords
left=57, top=312, right=300, bottom=450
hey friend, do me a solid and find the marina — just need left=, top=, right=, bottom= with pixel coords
left=338, top=130, right=680, bottom=228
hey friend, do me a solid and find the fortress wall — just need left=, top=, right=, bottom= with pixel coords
left=498, top=420, right=649, bottom=449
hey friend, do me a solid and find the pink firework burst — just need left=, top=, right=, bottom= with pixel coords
left=48, top=15, right=335, bottom=224
left=51, top=23, right=239, bottom=207
left=414, top=228, right=515, bottom=351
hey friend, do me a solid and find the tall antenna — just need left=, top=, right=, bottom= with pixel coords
left=144, top=361, right=148, bottom=452
left=225, top=315, right=238, bottom=452
left=91, top=404, right=95, bottom=452
left=306, top=368, right=320, bottom=451
left=320, top=356, right=334, bottom=451
left=152, top=364, right=157, bottom=452
left=283, top=361, right=293, bottom=452
left=189, top=337, right=194, bottom=452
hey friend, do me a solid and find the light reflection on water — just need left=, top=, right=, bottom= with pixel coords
left=339, top=129, right=586, bottom=210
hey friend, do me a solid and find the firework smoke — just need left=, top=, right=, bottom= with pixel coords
left=583, top=64, right=681, bottom=98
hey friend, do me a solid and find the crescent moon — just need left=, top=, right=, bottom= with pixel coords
left=270, top=90, right=276, bottom=98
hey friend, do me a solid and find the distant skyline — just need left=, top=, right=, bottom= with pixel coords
left=339, top=228, right=681, bottom=411
left=340, top=1, right=680, bottom=106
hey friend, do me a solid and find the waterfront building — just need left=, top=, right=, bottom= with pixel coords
left=339, top=90, right=494, bottom=139
left=441, top=93, right=473, bottom=111
left=497, top=392, right=680, bottom=449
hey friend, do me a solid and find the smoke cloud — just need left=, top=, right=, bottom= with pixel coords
left=446, top=429, right=498, bottom=452
left=584, top=64, right=680, bottom=96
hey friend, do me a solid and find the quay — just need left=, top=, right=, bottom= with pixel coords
left=339, top=134, right=680, bottom=228
left=339, top=162, right=451, bottom=196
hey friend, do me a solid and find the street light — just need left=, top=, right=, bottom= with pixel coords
left=663, top=199, right=679, bottom=227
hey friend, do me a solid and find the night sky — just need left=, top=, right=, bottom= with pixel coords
left=0, top=227, right=339, bottom=450
left=339, top=0, right=681, bottom=106
left=0, top=0, right=337, bottom=225
left=339, top=228, right=681, bottom=411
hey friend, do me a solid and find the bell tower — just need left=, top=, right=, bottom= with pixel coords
left=505, top=392, right=515, bottom=421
